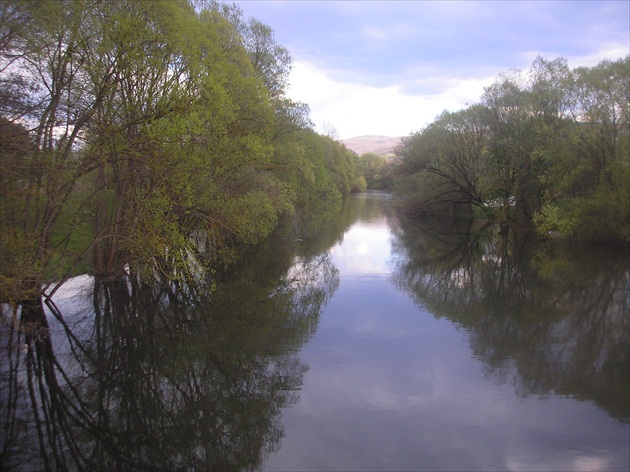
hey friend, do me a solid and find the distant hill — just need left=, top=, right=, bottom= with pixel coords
left=341, top=135, right=403, bottom=156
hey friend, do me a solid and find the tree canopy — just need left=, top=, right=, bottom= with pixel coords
left=0, top=0, right=358, bottom=307
left=393, top=55, right=629, bottom=244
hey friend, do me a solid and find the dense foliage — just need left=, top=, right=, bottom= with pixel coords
left=393, top=56, right=629, bottom=244
left=0, top=0, right=358, bottom=305
left=354, top=152, right=391, bottom=190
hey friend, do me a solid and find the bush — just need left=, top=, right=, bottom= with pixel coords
left=351, top=176, right=367, bottom=193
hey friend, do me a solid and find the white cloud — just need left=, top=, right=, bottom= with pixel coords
left=505, top=451, right=613, bottom=472
left=569, top=45, right=629, bottom=68
left=287, top=60, right=494, bottom=139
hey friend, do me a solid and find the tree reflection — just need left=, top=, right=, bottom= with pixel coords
left=1, top=232, right=339, bottom=470
left=300, top=191, right=395, bottom=257
left=391, top=217, right=629, bottom=421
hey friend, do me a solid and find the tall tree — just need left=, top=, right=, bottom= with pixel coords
left=481, top=58, right=573, bottom=229
left=394, top=105, right=491, bottom=217
left=537, top=56, right=630, bottom=243
left=0, top=0, right=119, bottom=305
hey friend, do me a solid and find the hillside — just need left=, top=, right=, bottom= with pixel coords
left=341, top=135, right=403, bottom=156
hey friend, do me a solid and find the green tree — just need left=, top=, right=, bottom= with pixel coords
left=480, top=57, right=572, bottom=228
left=351, top=175, right=368, bottom=193
left=392, top=55, right=628, bottom=243
left=0, top=0, right=122, bottom=305
left=209, top=0, right=291, bottom=99
left=320, top=136, right=357, bottom=195
left=357, top=152, right=387, bottom=188
left=394, top=105, right=491, bottom=217
left=482, top=71, right=542, bottom=227
left=535, top=56, right=630, bottom=243
left=274, top=130, right=344, bottom=236
left=0, top=0, right=357, bottom=319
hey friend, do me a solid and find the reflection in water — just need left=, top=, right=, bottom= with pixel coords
left=390, top=217, right=630, bottom=421
left=2, top=192, right=629, bottom=471
left=265, top=192, right=629, bottom=472
left=0, top=226, right=340, bottom=471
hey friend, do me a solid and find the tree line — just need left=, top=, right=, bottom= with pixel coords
left=0, top=0, right=359, bottom=307
left=389, top=56, right=629, bottom=244
left=1, top=0, right=627, bottom=314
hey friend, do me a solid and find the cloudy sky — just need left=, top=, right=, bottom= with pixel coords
left=233, top=1, right=629, bottom=139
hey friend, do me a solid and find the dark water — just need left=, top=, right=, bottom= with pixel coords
left=1, top=191, right=628, bottom=471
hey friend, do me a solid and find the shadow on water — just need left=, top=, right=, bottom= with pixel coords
left=390, top=215, right=630, bottom=422
left=0, top=220, right=344, bottom=471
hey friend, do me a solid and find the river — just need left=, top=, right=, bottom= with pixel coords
left=1, top=191, right=628, bottom=471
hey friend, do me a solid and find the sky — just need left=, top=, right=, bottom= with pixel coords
left=230, top=0, right=629, bottom=140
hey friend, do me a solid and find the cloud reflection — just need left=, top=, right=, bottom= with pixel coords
left=264, top=195, right=629, bottom=471
left=329, top=219, right=392, bottom=278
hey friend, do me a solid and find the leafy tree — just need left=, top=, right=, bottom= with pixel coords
left=568, top=57, right=629, bottom=185
left=394, top=105, right=491, bottom=217
left=394, top=55, right=628, bottom=244
left=0, top=0, right=37, bottom=120
left=357, top=152, right=387, bottom=189
left=482, top=70, right=544, bottom=227
left=207, top=0, right=291, bottom=99
left=273, top=130, right=344, bottom=236
left=0, top=0, right=348, bottom=337
left=351, top=175, right=368, bottom=193
left=320, top=136, right=357, bottom=195
left=85, top=0, right=209, bottom=277
left=0, top=0, right=122, bottom=305
left=535, top=56, right=629, bottom=243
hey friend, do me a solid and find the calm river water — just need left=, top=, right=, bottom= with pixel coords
left=1, top=191, right=628, bottom=471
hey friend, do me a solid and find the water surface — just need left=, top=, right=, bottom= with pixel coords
left=1, top=191, right=628, bottom=471
left=264, top=191, right=629, bottom=471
